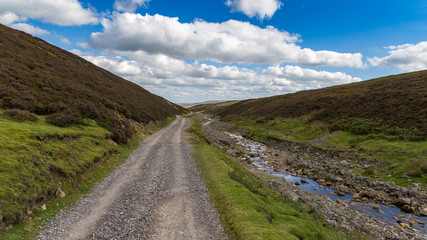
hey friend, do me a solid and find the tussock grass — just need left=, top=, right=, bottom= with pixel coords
left=324, top=132, right=427, bottom=186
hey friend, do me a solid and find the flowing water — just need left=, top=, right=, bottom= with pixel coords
left=226, top=132, right=427, bottom=234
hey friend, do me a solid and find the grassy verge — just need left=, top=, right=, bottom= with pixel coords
left=221, top=116, right=427, bottom=187
left=187, top=118, right=337, bottom=239
left=322, top=132, right=427, bottom=186
left=0, top=112, right=174, bottom=239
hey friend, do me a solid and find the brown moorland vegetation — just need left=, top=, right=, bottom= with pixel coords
left=204, top=71, right=427, bottom=140
left=0, top=24, right=185, bottom=143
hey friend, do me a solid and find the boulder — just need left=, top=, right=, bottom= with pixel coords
left=301, top=179, right=309, bottom=184
left=323, top=219, right=338, bottom=228
left=286, top=192, right=300, bottom=202
left=369, top=203, right=381, bottom=212
left=335, top=199, right=349, bottom=207
left=398, top=222, right=411, bottom=229
left=335, top=191, right=346, bottom=197
left=420, top=207, right=427, bottom=216
left=397, top=197, right=411, bottom=207
left=401, top=204, right=414, bottom=213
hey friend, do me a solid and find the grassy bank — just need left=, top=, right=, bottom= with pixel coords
left=222, top=116, right=427, bottom=187
left=0, top=112, right=174, bottom=239
left=187, top=118, right=338, bottom=239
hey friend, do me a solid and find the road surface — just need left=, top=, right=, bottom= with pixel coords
left=36, top=116, right=226, bottom=240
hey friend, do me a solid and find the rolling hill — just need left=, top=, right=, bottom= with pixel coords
left=0, top=24, right=185, bottom=143
left=0, top=24, right=185, bottom=229
left=204, top=71, right=427, bottom=140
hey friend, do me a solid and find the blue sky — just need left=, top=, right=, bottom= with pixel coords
left=1, top=0, right=426, bottom=103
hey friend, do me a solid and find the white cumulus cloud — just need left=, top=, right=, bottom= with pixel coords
left=263, top=65, right=361, bottom=85
left=226, top=0, right=283, bottom=20
left=368, top=41, right=427, bottom=72
left=10, top=23, right=50, bottom=35
left=83, top=55, right=142, bottom=76
left=90, top=13, right=364, bottom=68
left=0, top=11, right=26, bottom=24
left=0, top=0, right=98, bottom=26
left=114, top=0, right=151, bottom=12
left=76, top=51, right=361, bottom=102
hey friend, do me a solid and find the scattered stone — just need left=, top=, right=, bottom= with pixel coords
left=41, top=204, right=46, bottom=211
left=369, top=203, right=381, bottom=212
left=301, top=179, right=309, bottom=184
left=335, top=199, right=348, bottom=207
left=398, top=222, right=411, bottom=229
left=335, top=191, right=346, bottom=197
left=420, top=207, right=427, bottom=216
left=397, top=197, right=411, bottom=207
left=286, top=192, right=299, bottom=202
left=323, top=219, right=338, bottom=228
left=294, top=181, right=300, bottom=186
left=56, top=188, right=66, bottom=198
left=107, top=139, right=117, bottom=146
left=409, top=219, right=418, bottom=226
left=401, top=204, right=414, bottom=213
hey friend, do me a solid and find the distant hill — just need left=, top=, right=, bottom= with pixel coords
left=201, top=71, right=427, bottom=139
left=0, top=24, right=185, bottom=143
left=178, top=100, right=226, bottom=107
left=190, top=100, right=239, bottom=112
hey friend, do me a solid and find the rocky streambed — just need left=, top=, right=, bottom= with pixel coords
left=195, top=114, right=427, bottom=239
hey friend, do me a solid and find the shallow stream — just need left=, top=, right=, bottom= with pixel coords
left=226, top=132, right=427, bottom=234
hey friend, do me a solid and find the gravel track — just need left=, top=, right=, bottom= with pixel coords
left=36, top=117, right=226, bottom=240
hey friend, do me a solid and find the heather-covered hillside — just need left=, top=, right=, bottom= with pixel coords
left=208, top=71, right=427, bottom=140
left=0, top=24, right=185, bottom=143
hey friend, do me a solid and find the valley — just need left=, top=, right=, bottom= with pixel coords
left=192, top=113, right=426, bottom=239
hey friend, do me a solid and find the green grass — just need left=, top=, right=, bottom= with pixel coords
left=322, top=132, right=427, bottom=186
left=232, top=116, right=329, bottom=143
left=0, top=112, right=175, bottom=239
left=187, top=118, right=337, bottom=239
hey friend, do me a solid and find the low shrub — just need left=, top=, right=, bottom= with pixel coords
left=3, top=108, right=38, bottom=121
left=46, top=111, right=83, bottom=127
left=45, top=102, right=68, bottom=114
left=77, top=102, right=100, bottom=119
left=404, top=159, right=427, bottom=178
left=109, top=120, right=135, bottom=144
left=331, top=118, right=382, bottom=135
left=331, top=118, right=420, bottom=140
left=2, top=97, right=34, bottom=111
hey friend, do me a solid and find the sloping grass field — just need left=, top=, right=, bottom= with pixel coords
left=0, top=110, right=174, bottom=238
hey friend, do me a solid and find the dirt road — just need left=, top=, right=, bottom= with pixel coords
left=36, top=116, right=226, bottom=240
